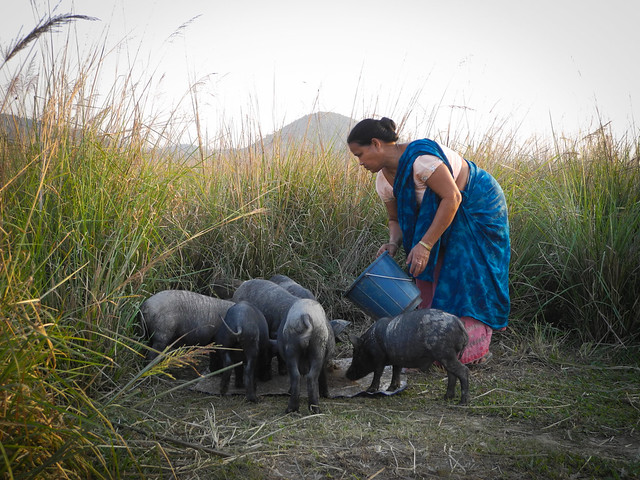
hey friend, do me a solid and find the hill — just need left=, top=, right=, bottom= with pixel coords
left=256, top=111, right=355, bottom=154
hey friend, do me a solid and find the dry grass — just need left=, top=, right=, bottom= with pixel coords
left=112, top=337, right=640, bottom=479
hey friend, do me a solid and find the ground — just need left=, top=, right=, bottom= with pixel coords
left=119, top=335, right=640, bottom=479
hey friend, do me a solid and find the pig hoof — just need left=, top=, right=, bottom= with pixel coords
left=366, top=386, right=378, bottom=394
left=309, top=404, right=321, bottom=414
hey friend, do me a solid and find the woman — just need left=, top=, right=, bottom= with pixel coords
left=347, top=117, right=510, bottom=365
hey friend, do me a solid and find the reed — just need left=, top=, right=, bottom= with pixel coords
left=503, top=130, right=640, bottom=344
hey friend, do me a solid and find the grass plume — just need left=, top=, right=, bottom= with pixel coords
left=1, top=14, right=98, bottom=68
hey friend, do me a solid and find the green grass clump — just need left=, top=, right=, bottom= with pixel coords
left=503, top=133, right=640, bottom=344
left=513, top=451, right=640, bottom=480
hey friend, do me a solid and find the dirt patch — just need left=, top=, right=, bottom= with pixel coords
left=121, top=339, right=640, bottom=479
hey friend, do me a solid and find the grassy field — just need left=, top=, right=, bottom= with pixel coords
left=1, top=16, right=639, bottom=479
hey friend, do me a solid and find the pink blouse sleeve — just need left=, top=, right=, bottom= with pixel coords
left=375, top=171, right=395, bottom=202
left=413, top=154, right=443, bottom=182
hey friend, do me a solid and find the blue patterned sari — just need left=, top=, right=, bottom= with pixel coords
left=393, top=139, right=511, bottom=329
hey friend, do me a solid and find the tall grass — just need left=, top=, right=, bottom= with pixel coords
left=503, top=131, right=640, bottom=344
left=0, top=14, right=242, bottom=477
left=1, top=11, right=639, bottom=478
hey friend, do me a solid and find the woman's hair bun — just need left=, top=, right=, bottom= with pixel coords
left=379, top=117, right=397, bottom=133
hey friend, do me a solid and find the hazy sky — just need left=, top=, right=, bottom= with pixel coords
left=1, top=0, right=638, bottom=144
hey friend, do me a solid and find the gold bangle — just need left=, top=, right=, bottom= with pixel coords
left=419, top=240, right=432, bottom=251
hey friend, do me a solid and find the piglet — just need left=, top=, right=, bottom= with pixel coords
left=232, top=279, right=299, bottom=338
left=213, top=300, right=271, bottom=401
left=139, top=290, right=234, bottom=361
left=346, top=309, right=470, bottom=404
left=232, top=278, right=301, bottom=374
left=268, top=274, right=316, bottom=300
left=276, top=298, right=336, bottom=414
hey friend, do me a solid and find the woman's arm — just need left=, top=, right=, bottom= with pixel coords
left=377, top=199, right=403, bottom=257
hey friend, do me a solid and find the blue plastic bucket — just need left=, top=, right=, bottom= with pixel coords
left=344, top=251, right=422, bottom=319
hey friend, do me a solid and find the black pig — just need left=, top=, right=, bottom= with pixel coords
left=232, top=279, right=299, bottom=338
left=139, top=290, right=234, bottom=361
left=213, top=300, right=271, bottom=401
left=346, top=309, right=470, bottom=404
left=276, top=298, right=336, bottom=414
left=268, top=274, right=316, bottom=300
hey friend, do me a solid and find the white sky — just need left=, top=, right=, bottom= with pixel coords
left=1, top=0, right=638, bottom=144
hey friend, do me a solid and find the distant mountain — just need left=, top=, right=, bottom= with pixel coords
left=0, top=113, right=36, bottom=141
left=1, top=111, right=359, bottom=160
left=256, top=111, right=356, bottom=153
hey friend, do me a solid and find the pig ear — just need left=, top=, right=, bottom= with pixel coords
left=348, top=334, right=360, bottom=346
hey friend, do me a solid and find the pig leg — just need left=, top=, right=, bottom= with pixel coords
left=306, top=375, right=321, bottom=414
left=219, top=352, right=233, bottom=396
left=306, top=360, right=324, bottom=414
left=318, top=367, right=329, bottom=398
left=367, top=366, right=385, bottom=393
left=277, top=353, right=287, bottom=375
left=457, top=364, right=470, bottom=405
left=285, top=359, right=302, bottom=413
left=243, top=355, right=258, bottom=402
left=388, top=365, right=402, bottom=391
left=444, top=370, right=457, bottom=400
left=256, top=355, right=272, bottom=382
left=209, top=351, right=222, bottom=372
left=234, top=364, right=244, bottom=388
left=442, top=359, right=470, bottom=405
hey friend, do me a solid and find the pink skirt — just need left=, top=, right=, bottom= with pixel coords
left=416, top=274, right=493, bottom=365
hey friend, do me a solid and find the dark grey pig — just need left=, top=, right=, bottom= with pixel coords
left=232, top=279, right=301, bottom=374
left=232, top=279, right=299, bottom=338
left=139, top=290, right=234, bottom=361
left=268, top=274, right=316, bottom=300
left=213, top=300, right=271, bottom=401
left=276, top=298, right=335, bottom=414
left=346, top=309, right=470, bottom=404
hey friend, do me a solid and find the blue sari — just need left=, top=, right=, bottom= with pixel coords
left=393, top=139, right=511, bottom=329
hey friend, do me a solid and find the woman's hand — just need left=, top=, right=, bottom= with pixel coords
left=377, top=242, right=399, bottom=257
left=407, top=242, right=431, bottom=277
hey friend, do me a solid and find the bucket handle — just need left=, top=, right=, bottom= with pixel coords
left=365, top=273, right=414, bottom=282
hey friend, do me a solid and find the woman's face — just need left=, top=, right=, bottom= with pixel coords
left=349, top=140, right=384, bottom=173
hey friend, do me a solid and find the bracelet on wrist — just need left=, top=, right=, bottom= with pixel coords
left=418, top=240, right=432, bottom=252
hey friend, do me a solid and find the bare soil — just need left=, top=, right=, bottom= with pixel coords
left=122, top=336, right=640, bottom=479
